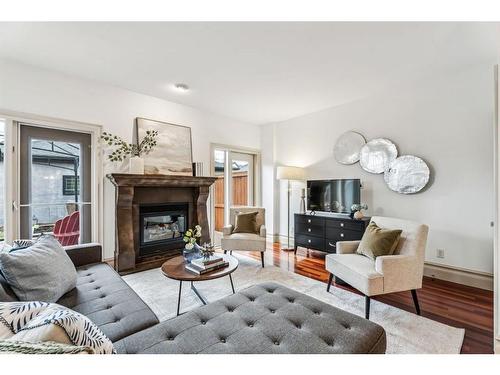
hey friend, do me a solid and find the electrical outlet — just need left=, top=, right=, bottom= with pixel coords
left=436, top=249, right=445, bottom=259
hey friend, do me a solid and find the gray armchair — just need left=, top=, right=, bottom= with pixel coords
left=221, top=207, right=266, bottom=267
left=325, top=216, right=429, bottom=319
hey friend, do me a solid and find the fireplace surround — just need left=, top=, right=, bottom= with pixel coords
left=107, top=174, right=216, bottom=274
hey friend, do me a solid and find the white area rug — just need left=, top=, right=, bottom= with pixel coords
left=123, top=253, right=464, bottom=354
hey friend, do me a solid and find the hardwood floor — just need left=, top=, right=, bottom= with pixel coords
left=247, top=243, right=494, bottom=354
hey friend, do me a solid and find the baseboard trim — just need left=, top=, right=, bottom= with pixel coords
left=424, top=262, right=493, bottom=291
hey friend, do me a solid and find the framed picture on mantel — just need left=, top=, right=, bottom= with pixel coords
left=136, top=117, right=193, bottom=176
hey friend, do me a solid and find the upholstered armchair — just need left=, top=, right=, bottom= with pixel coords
left=325, top=216, right=429, bottom=319
left=221, top=207, right=267, bottom=267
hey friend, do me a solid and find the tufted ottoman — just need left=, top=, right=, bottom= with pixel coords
left=113, top=282, right=386, bottom=354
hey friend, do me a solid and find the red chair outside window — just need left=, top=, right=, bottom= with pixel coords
left=53, top=211, right=80, bottom=246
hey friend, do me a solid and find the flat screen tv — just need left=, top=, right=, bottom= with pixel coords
left=307, top=179, right=361, bottom=214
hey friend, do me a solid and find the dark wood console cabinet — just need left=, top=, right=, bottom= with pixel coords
left=294, top=213, right=370, bottom=254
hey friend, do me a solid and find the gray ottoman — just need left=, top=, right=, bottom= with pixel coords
left=114, top=282, right=386, bottom=354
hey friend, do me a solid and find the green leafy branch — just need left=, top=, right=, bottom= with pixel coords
left=101, top=130, right=158, bottom=162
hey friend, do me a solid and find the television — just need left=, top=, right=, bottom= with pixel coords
left=307, top=179, right=361, bottom=214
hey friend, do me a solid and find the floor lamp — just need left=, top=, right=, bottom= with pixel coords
left=277, top=166, right=305, bottom=251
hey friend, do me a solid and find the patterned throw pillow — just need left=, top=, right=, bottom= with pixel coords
left=0, top=339, right=94, bottom=354
left=0, top=301, right=115, bottom=354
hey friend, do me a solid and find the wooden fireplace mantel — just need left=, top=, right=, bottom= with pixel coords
left=107, top=173, right=216, bottom=274
left=107, top=173, right=217, bottom=188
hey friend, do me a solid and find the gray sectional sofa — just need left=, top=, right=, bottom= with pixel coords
left=0, top=243, right=386, bottom=354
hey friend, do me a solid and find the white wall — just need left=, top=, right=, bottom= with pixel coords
left=0, top=60, right=261, bottom=259
left=265, top=62, right=496, bottom=274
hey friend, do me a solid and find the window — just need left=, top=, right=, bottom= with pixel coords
left=63, top=175, right=80, bottom=196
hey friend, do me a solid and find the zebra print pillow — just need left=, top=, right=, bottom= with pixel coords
left=0, top=301, right=115, bottom=354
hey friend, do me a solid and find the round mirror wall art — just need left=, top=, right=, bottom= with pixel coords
left=333, top=131, right=366, bottom=165
left=384, top=155, right=430, bottom=194
left=359, top=138, right=398, bottom=174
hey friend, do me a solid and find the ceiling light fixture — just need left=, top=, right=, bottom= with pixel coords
left=173, top=83, right=190, bottom=93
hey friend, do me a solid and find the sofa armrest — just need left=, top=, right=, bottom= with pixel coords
left=222, top=225, right=233, bottom=236
left=259, top=225, right=266, bottom=238
left=64, top=243, right=102, bottom=267
left=336, top=240, right=360, bottom=254
left=375, top=254, right=422, bottom=292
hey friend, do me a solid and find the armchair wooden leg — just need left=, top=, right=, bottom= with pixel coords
left=326, top=273, right=333, bottom=292
left=411, top=289, right=421, bottom=315
left=365, top=296, right=371, bottom=320
left=260, top=252, right=265, bottom=268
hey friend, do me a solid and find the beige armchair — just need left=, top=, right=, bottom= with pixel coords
left=325, top=216, right=429, bottom=319
left=221, top=207, right=267, bottom=267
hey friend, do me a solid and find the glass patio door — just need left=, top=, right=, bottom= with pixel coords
left=212, top=147, right=255, bottom=245
left=18, top=124, right=92, bottom=244
left=231, top=151, right=254, bottom=208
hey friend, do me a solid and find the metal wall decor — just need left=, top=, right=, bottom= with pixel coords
left=333, top=131, right=431, bottom=195
left=359, top=138, right=398, bottom=174
left=384, top=155, right=430, bottom=194
left=333, top=131, right=366, bottom=165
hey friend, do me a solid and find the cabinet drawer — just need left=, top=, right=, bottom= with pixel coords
left=325, top=227, right=362, bottom=241
left=295, top=215, right=325, bottom=227
left=295, top=234, right=324, bottom=251
left=295, top=221, right=324, bottom=237
left=325, top=239, right=337, bottom=253
left=326, top=219, right=365, bottom=232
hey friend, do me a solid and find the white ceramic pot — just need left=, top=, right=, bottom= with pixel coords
left=353, top=210, right=364, bottom=220
left=129, top=156, right=144, bottom=174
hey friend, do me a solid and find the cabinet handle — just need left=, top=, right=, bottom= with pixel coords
left=340, top=233, right=344, bottom=238
left=308, top=239, right=311, bottom=243
left=308, top=219, right=311, bottom=223
left=328, top=242, right=336, bottom=247
left=307, top=228, right=311, bottom=232
left=340, top=223, right=344, bottom=227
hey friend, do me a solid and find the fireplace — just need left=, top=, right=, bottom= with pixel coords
left=107, top=174, right=216, bottom=274
left=139, top=203, right=188, bottom=257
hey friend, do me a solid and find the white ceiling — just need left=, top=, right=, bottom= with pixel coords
left=0, top=22, right=497, bottom=124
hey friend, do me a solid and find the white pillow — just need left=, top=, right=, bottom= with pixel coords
left=0, top=301, right=115, bottom=354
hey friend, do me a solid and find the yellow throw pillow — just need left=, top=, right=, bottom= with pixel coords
left=233, top=211, right=259, bottom=234
left=356, top=221, right=402, bottom=261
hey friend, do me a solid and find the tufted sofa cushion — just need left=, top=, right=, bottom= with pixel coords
left=113, top=282, right=386, bottom=354
left=57, top=263, right=159, bottom=343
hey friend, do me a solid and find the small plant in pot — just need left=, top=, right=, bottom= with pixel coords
left=101, top=130, right=158, bottom=174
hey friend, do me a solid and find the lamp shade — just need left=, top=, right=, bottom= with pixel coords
left=276, top=166, right=305, bottom=181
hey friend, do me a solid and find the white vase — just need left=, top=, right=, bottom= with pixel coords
left=353, top=210, right=364, bottom=220
left=129, top=156, right=144, bottom=174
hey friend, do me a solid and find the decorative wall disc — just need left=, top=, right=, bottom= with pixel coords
left=384, top=155, right=430, bottom=194
left=359, top=138, right=398, bottom=174
left=333, top=131, right=366, bottom=165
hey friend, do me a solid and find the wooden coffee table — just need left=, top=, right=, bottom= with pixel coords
left=161, top=254, right=239, bottom=316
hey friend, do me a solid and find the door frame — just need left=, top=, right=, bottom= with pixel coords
left=209, top=143, right=261, bottom=243
left=0, top=109, right=103, bottom=245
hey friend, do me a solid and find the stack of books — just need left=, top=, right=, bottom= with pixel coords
left=185, top=255, right=229, bottom=275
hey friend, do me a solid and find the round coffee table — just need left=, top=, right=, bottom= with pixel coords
left=161, top=254, right=239, bottom=316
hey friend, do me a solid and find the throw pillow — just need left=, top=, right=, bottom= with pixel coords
left=0, top=235, right=77, bottom=302
left=12, top=239, right=36, bottom=251
left=233, top=211, right=259, bottom=234
left=0, top=301, right=115, bottom=354
left=0, top=340, right=94, bottom=354
left=356, top=221, right=402, bottom=261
